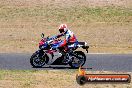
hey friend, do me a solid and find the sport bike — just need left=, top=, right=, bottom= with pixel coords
left=30, top=33, right=89, bottom=69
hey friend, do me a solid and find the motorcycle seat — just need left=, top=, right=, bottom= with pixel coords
left=78, top=42, right=85, bottom=46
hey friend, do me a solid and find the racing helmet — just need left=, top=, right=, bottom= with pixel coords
left=59, top=24, right=68, bottom=33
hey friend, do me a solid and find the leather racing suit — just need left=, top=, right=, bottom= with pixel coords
left=54, top=29, right=78, bottom=63
left=56, top=29, right=78, bottom=50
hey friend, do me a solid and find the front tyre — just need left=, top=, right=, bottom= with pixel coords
left=30, top=52, right=46, bottom=68
left=69, top=51, right=86, bottom=69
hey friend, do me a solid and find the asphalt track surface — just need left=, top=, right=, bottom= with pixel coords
left=0, top=53, right=132, bottom=72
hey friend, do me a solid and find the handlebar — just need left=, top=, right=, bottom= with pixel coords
left=41, top=34, right=62, bottom=45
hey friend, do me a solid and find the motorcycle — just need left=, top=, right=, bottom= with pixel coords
left=30, top=33, right=89, bottom=69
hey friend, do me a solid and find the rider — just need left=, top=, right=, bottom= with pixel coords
left=55, top=24, right=78, bottom=63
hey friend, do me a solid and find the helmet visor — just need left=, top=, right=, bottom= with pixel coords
left=59, top=29, right=64, bottom=33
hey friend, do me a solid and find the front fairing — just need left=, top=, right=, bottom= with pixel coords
left=39, top=38, right=47, bottom=46
left=39, top=38, right=50, bottom=50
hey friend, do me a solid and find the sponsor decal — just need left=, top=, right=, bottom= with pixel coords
left=76, top=67, right=131, bottom=85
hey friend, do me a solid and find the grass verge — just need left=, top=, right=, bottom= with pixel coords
left=0, top=6, right=132, bottom=53
left=0, top=70, right=131, bottom=88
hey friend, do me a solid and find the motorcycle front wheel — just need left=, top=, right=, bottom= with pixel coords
left=69, top=51, right=86, bottom=69
left=30, top=52, right=46, bottom=68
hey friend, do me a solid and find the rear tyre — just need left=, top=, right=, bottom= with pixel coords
left=30, top=52, right=46, bottom=68
left=69, top=51, right=86, bottom=69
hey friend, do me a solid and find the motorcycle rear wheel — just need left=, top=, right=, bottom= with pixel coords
left=69, top=51, right=86, bottom=69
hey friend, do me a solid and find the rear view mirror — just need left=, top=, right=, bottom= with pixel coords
left=41, top=33, right=44, bottom=38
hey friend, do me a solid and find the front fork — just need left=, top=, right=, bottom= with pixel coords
left=35, top=49, right=45, bottom=58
